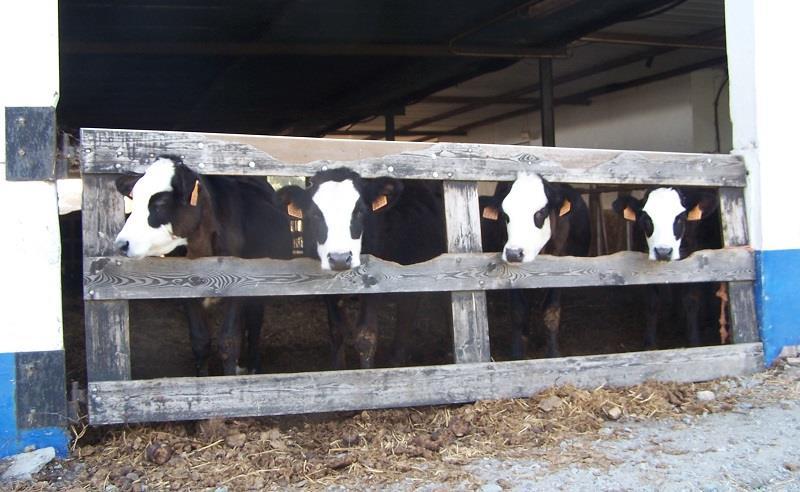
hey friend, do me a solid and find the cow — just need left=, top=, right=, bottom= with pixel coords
left=480, top=174, right=591, bottom=358
left=276, top=168, right=445, bottom=368
left=114, top=155, right=293, bottom=376
left=612, top=187, right=720, bottom=348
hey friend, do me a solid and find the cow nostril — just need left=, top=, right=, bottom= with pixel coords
left=327, top=252, right=353, bottom=270
left=654, top=247, right=673, bottom=260
left=505, top=248, right=524, bottom=263
left=117, top=240, right=129, bottom=254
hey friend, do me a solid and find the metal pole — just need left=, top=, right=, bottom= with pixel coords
left=539, top=58, right=555, bottom=147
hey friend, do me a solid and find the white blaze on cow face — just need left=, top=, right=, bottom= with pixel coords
left=642, top=188, right=685, bottom=261
left=312, top=179, right=362, bottom=270
left=114, top=158, right=188, bottom=258
left=501, top=174, right=551, bottom=263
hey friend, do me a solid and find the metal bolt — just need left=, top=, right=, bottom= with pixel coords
left=115, top=260, right=121, bottom=266
left=84, top=148, right=92, bottom=154
left=198, top=142, right=204, bottom=149
left=198, top=163, right=205, bottom=168
left=180, top=155, right=185, bottom=159
left=88, top=290, right=95, bottom=296
left=707, top=158, right=712, bottom=163
left=149, top=153, right=155, bottom=158
left=15, top=117, right=25, bottom=126
left=322, top=165, right=329, bottom=171
left=17, top=148, right=25, bottom=157
left=447, top=172, right=453, bottom=178
left=248, top=161, right=256, bottom=168
left=433, top=172, right=439, bottom=178
left=387, top=166, right=394, bottom=173
left=116, top=150, right=123, bottom=157
left=115, top=163, right=122, bottom=169
left=479, top=280, right=485, bottom=286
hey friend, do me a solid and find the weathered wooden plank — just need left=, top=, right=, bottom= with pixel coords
left=84, top=249, right=756, bottom=300
left=82, top=174, right=131, bottom=382
left=719, top=187, right=759, bottom=343
left=80, top=128, right=746, bottom=187
left=88, top=343, right=763, bottom=424
left=446, top=181, right=489, bottom=363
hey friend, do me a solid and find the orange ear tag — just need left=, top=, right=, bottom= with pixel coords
left=372, top=194, right=389, bottom=211
left=687, top=204, right=703, bottom=221
left=559, top=199, right=572, bottom=217
left=482, top=206, right=499, bottom=221
left=287, top=203, right=303, bottom=219
left=623, top=207, right=637, bottom=222
left=189, top=180, right=200, bottom=206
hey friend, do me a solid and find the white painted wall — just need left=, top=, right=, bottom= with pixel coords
left=726, top=0, right=800, bottom=252
left=459, top=69, right=730, bottom=155
left=0, top=1, right=64, bottom=353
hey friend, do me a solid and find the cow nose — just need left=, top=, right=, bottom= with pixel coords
left=505, top=248, right=524, bottom=263
left=328, top=252, right=353, bottom=271
left=115, top=239, right=130, bottom=255
left=654, top=247, right=673, bottom=261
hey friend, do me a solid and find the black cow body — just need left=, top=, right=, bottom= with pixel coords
left=613, top=187, right=721, bottom=348
left=278, top=168, right=445, bottom=368
left=115, top=156, right=292, bottom=376
left=480, top=179, right=591, bottom=358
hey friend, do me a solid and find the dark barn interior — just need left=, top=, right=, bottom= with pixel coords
left=57, top=0, right=730, bottom=384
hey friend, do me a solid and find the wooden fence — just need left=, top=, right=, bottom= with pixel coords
left=81, top=128, right=761, bottom=425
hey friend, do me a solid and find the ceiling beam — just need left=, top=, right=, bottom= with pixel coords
left=412, top=56, right=727, bottom=142
left=425, top=95, right=591, bottom=105
left=61, top=41, right=567, bottom=59
left=578, top=31, right=725, bottom=50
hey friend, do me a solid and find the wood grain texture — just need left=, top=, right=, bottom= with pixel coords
left=80, top=129, right=746, bottom=187
left=82, top=174, right=131, bottom=382
left=444, top=182, right=490, bottom=363
left=87, top=343, right=764, bottom=424
left=84, top=249, right=755, bottom=300
left=718, top=187, right=759, bottom=343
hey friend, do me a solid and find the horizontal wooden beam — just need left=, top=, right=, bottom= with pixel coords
left=62, top=41, right=567, bottom=59
left=84, top=249, right=755, bottom=300
left=87, top=343, right=764, bottom=424
left=80, top=129, right=745, bottom=186
left=327, top=129, right=467, bottom=137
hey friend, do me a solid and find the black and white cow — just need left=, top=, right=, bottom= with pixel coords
left=114, top=155, right=293, bottom=376
left=613, top=187, right=720, bottom=347
left=277, top=168, right=445, bottom=368
left=480, top=174, right=591, bottom=358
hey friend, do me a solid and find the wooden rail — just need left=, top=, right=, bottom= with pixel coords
left=80, top=128, right=760, bottom=425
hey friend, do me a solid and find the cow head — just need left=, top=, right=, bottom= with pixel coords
left=114, top=155, right=201, bottom=258
left=276, top=168, right=401, bottom=270
left=480, top=174, right=572, bottom=263
left=613, top=188, right=717, bottom=261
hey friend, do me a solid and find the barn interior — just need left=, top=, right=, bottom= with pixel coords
left=57, top=0, right=731, bottom=383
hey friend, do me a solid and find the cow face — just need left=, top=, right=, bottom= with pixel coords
left=613, top=188, right=717, bottom=261
left=480, top=174, right=572, bottom=263
left=277, top=168, right=401, bottom=270
left=114, top=156, right=199, bottom=258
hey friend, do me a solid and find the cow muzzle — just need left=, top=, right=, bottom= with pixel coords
left=327, top=252, right=353, bottom=271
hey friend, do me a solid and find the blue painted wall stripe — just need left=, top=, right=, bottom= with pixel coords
left=0, top=352, right=68, bottom=458
left=756, top=249, right=800, bottom=365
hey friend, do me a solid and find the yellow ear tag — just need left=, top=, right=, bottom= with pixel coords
left=623, top=207, right=637, bottom=222
left=287, top=203, right=303, bottom=219
left=687, top=204, right=703, bottom=221
left=189, top=180, right=200, bottom=206
left=482, top=206, right=499, bottom=221
left=372, top=194, right=388, bottom=212
left=559, top=199, right=571, bottom=217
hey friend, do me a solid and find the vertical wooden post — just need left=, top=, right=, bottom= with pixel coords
left=443, top=181, right=490, bottom=363
left=82, top=174, right=132, bottom=381
left=539, top=58, right=555, bottom=147
left=718, top=187, right=759, bottom=343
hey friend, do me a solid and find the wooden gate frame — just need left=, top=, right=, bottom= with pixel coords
left=80, top=129, right=762, bottom=425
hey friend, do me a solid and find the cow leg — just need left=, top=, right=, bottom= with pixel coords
left=542, top=288, right=562, bottom=358
left=644, top=285, right=660, bottom=349
left=241, top=299, right=264, bottom=374
left=509, top=289, right=531, bottom=359
left=219, top=298, right=243, bottom=376
left=682, top=285, right=703, bottom=347
left=391, top=294, right=421, bottom=366
left=355, top=295, right=379, bottom=369
left=325, top=296, right=347, bottom=370
left=185, top=299, right=212, bottom=377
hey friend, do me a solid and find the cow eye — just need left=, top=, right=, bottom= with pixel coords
left=673, top=214, right=686, bottom=239
left=533, top=208, right=548, bottom=228
left=640, top=213, right=654, bottom=237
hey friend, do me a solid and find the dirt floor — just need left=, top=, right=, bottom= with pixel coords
left=7, top=358, right=800, bottom=491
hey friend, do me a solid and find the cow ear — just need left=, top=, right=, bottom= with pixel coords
left=172, top=162, right=200, bottom=206
left=115, top=173, right=141, bottom=198
left=613, top=195, right=642, bottom=222
left=276, top=185, right=309, bottom=219
left=685, top=191, right=718, bottom=221
left=558, top=199, right=571, bottom=217
left=365, top=178, right=403, bottom=213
